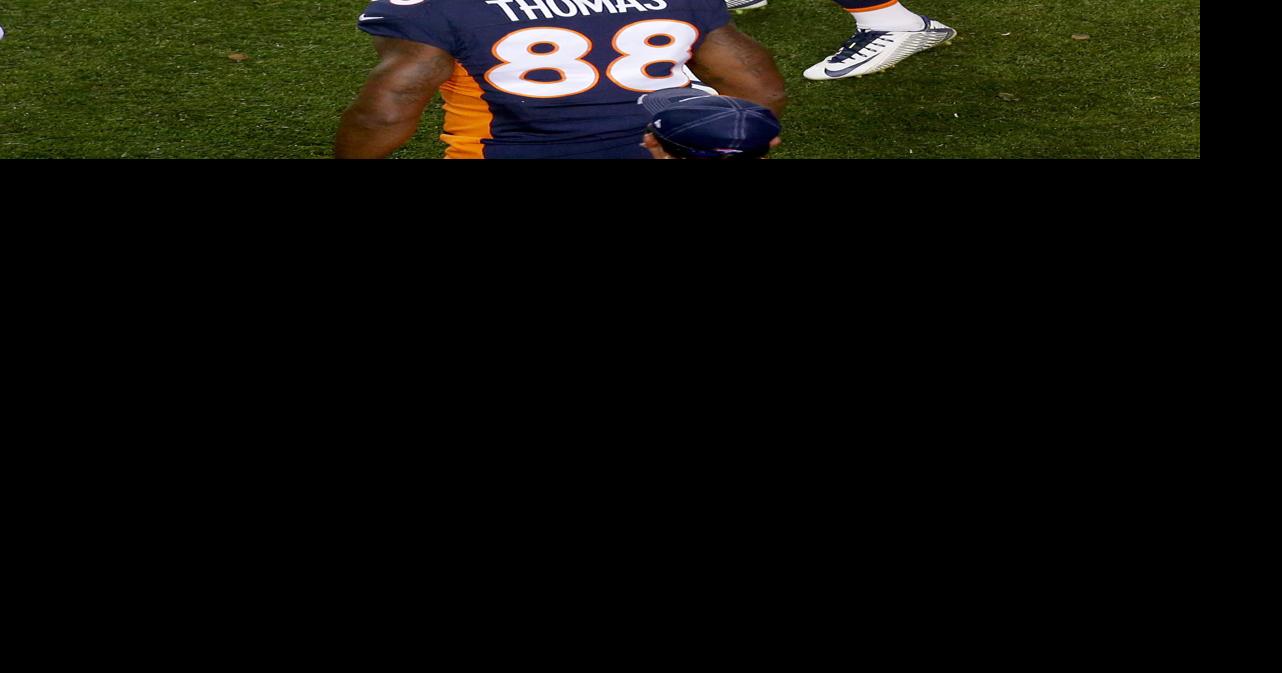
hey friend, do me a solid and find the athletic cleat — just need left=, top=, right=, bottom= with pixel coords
left=725, top=0, right=768, bottom=13
left=803, top=16, right=956, bottom=81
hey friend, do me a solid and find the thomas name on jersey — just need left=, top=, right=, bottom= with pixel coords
left=485, top=0, right=673, bottom=22
left=356, top=0, right=731, bottom=158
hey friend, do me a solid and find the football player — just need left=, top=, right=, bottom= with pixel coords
left=335, top=0, right=786, bottom=159
left=721, top=0, right=956, bottom=81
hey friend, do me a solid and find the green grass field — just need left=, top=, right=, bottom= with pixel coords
left=0, top=0, right=1200, bottom=158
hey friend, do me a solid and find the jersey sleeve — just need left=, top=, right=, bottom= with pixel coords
left=688, top=0, right=732, bottom=35
left=356, top=0, right=458, bottom=53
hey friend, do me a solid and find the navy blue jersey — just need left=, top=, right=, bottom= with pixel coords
left=357, top=0, right=730, bottom=159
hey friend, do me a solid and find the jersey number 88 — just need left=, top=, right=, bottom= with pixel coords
left=485, top=20, right=700, bottom=98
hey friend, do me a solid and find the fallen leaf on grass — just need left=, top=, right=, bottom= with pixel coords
left=229, top=53, right=251, bottom=62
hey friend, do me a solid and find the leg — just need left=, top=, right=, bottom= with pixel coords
left=804, top=1, right=956, bottom=81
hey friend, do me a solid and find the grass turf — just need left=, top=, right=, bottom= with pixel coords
left=0, top=0, right=1200, bottom=158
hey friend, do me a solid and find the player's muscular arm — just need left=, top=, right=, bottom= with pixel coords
left=688, top=25, right=787, bottom=117
left=335, top=37, right=455, bottom=159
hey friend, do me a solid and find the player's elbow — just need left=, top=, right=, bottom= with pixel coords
left=732, top=82, right=786, bottom=118
left=759, top=86, right=788, bottom=117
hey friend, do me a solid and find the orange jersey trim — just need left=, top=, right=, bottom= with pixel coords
left=439, top=62, right=494, bottom=160
left=846, top=1, right=901, bottom=12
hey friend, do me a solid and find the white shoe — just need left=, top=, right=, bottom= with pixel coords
left=725, top=0, right=768, bottom=12
left=803, top=16, right=956, bottom=81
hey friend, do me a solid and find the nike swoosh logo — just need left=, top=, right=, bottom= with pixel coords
left=359, top=14, right=384, bottom=21
left=824, top=55, right=877, bottom=78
